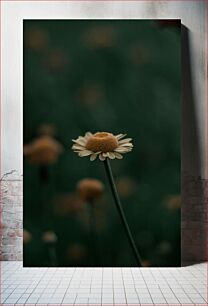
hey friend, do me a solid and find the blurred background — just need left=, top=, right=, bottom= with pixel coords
left=23, top=20, right=181, bottom=267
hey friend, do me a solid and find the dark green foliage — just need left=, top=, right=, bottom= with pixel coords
left=24, top=20, right=180, bottom=267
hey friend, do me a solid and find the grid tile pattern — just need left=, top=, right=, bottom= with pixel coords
left=0, top=261, right=207, bottom=305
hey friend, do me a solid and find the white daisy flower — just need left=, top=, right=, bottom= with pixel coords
left=72, top=132, right=133, bottom=161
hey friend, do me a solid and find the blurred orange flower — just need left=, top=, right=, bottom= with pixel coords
left=141, top=260, right=151, bottom=267
left=129, top=44, right=150, bottom=66
left=42, top=231, right=57, bottom=243
left=53, top=193, right=84, bottom=216
left=77, top=178, right=104, bottom=201
left=24, top=135, right=63, bottom=165
left=76, top=84, right=103, bottom=106
left=156, top=241, right=172, bottom=255
left=84, top=26, right=115, bottom=49
left=66, top=243, right=87, bottom=262
left=46, top=49, right=68, bottom=71
left=23, top=229, right=32, bottom=244
left=165, top=195, right=181, bottom=210
left=25, top=27, right=49, bottom=52
left=116, top=176, right=137, bottom=198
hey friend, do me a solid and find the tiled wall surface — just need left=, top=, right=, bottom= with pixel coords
left=0, top=175, right=207, bottom=264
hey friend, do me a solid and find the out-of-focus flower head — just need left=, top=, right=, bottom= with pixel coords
left=116, top=176, right=137, bottom=198
left=42, top=231, right=57, bottom=244
left=72, top=132, right=133, bottom=161
left=23, top=229, right=32, bottom=244
left=24, top=135, right=63, bottom=165
left=25, top=27, right=49, bottom=52
left=77, top=178, right=104, bottom=202
left=165, top=195, right=181, bottom=210
left=83, top=26, right=116, bottom=49
left=129, top=44, right=150, bottom=66
left=76, top=84, right=103, bottom=107
left=46, top=49, right=69, bottom=72
left=156, top=241, right=172, bottom=255
left=53, top=193, right=84, bottom=216
left=141, top=260, right=151, bottom=267
left=66, top=243, right=87, bottom=262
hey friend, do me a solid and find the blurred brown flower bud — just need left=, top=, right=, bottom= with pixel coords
left=84, top=26, right=115, bottom=49
left=156, top=241, right=172, bottom=255
left=76, top=84, right=103, bottom=106
left=24, top=135, right=63, bottom=165
left=141, top=260, right=151, bottom=267
left=130, top=44, right=150, bottom=66
left=25, top=27, right=49, bottom=52
left=116, top=176, right=137, bottom=198
left=46, top=49, right=68, bottom=72
left=165, top=195, right=181, bottom=210
left=42, top=231, right=57, bottom=244
left=66, top=243, right=86, bottom=262
left=53, top=193, right=84, bottom=216
left=77, top=178, right=104, bottom=201
left=23, top=229, right=32, bottom=244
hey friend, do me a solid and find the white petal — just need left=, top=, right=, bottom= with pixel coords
left=72, top=144, right=85, bottom=150
left=85, top=132, right=92, bottom=138
left=120, top=143, right=133, bottom=147
left=78, top=150, right=92, bottom=157
left=103, top=153, right=108, bottom=157
left=99, top=153, right=106, bottom=161
left=115, top=147, right=129, bottom=153
left=108, top=152, right=116, bottom=159
left=72, top=138, right=83, bottom=144
left=114, top=152, right=123, bottom=159
left=76, top=138, right=87, bottom=146
left=122, top=147, right=132, bottom=152
left=90, top=154, right=97, bottom=161
left=118, top=138, right=132, bottom=144
left=116, top=148, right=132, bottom=153
left=115, top=134, right=127, bottom=140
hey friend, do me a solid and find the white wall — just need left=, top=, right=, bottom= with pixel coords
left=1, top=1, right=207, bottom=179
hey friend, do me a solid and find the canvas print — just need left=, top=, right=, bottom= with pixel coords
left=23, top=20, right=181, bottom=267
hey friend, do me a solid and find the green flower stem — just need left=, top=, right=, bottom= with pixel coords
left=104, top=158, right=143, bottom=267
left=39, top=165, right=55, bottom=229
left=39, top=165, right=51, bottom=230
left=48, top=244, right=57, bottom=267
left=40, top=166, right=58, bottom=266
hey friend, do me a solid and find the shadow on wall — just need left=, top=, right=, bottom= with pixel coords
left=181, top=25, right=207, bottom=266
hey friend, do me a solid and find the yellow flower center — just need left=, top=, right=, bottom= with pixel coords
left=86, top=132, right=118, bottom=153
